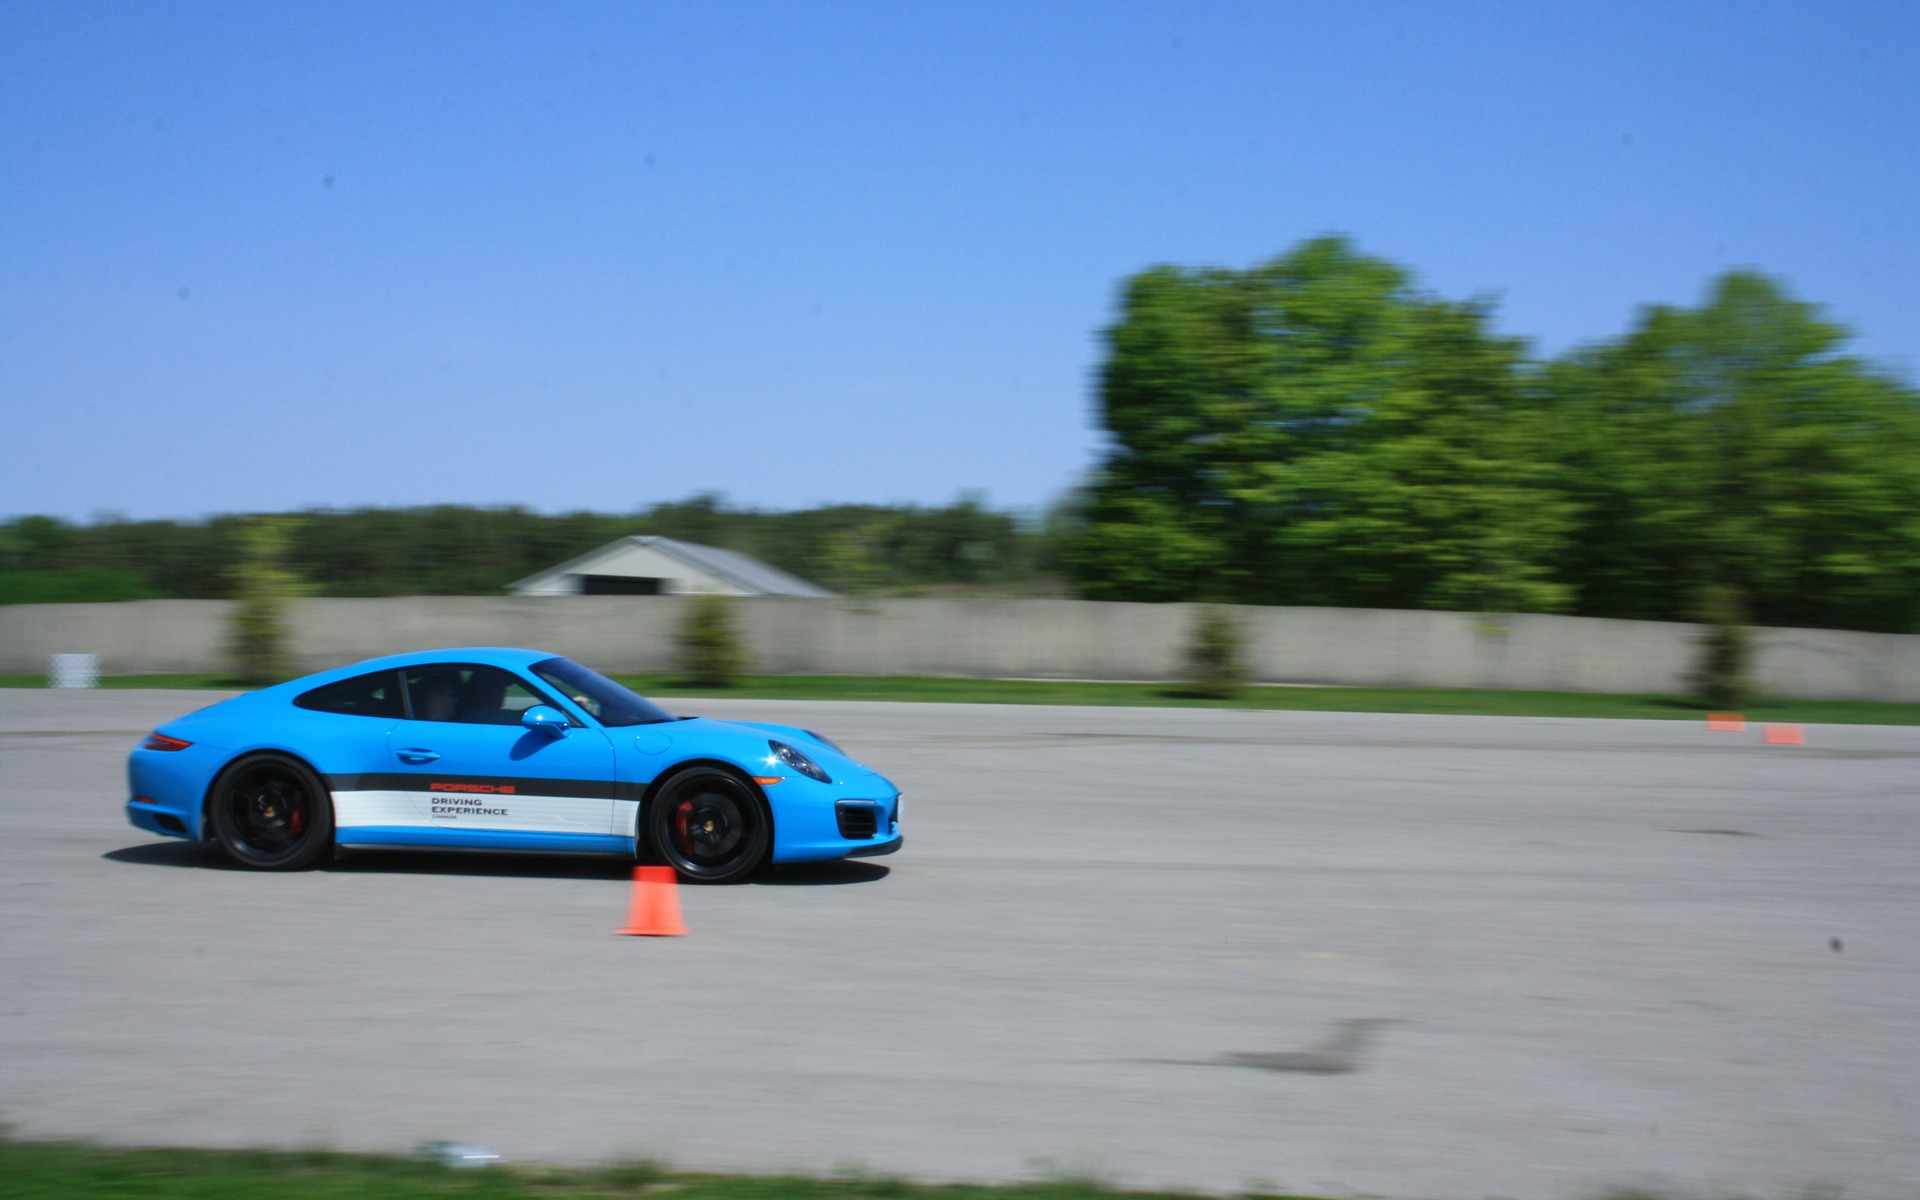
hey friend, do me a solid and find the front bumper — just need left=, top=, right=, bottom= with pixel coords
left=766, top=775, right=902, bottom=864
left=845, top=832, right=903, bottom=858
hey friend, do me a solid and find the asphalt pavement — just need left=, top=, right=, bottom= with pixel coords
left=0, top=690, right=1914, bottom=1199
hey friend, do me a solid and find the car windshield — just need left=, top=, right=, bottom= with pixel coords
left=529, top=657, right=676, bottom=727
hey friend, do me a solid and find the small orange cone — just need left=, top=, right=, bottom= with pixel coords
left=616, top=866, right=687, bottom=936
left=1706, top=713, right=1746, bottom=731
left=1763, top=723, right=1806, bottom=745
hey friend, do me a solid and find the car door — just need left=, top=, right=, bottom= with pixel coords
left=386, top=663, right=620, bottom=851
left=289, top=667, right=412, bottom=835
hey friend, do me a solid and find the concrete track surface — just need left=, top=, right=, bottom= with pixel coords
left=1, top=691, right=1914, bottom=1199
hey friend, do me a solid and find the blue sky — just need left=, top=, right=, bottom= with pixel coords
left=3, top=0, right=1915, bottom=522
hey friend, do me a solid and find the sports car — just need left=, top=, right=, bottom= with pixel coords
left=125, top=647, right=901, bottom=882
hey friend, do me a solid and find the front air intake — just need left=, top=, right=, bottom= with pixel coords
left=835, top=802, right=878, bottom=839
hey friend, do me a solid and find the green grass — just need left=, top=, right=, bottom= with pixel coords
left=3, top=670, right=1916, bottom=725
left=0, top=1138, right=1323, bottom=1200
left=614, top=674, right=1920, bottom=725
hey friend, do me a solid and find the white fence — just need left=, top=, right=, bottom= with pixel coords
left=1, top=596, right=1915, bottom=701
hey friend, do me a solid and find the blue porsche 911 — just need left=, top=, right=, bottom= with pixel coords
left=125, top=647, right=901, bottom=883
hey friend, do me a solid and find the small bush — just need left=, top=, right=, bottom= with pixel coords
left=227, top=519, right=309, bottom=686
left=1692, top=587, right=1756, bottom=710
left=676, top=593, right=747, bottom=686
left=1181, top=604, right=1247, bottom=700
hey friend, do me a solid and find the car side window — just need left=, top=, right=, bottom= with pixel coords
left=401, top=665, right=555, bottom=725
left=294, top=670, right=405, bottom=718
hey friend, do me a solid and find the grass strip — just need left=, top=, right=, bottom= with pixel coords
left=0, top=1138, right=1324, bottom=1200
left=614, top=674, right=1920, bottom=725
left=2, top=671, right=1915, bottom=725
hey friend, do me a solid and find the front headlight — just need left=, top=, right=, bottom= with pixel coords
left=769, top=740, right=831, bottom=783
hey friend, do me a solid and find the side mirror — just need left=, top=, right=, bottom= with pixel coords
left=521, top=705, right=571, bottom=738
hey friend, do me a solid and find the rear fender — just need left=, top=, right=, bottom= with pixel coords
left=200, top=748, right=333, bottom=842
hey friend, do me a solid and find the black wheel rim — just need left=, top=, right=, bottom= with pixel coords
left=665, top=782, right=759, bottom=872
left=223, top=765, right=313, bottom=857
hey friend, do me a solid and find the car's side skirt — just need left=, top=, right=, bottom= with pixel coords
left=334, top=827, right=633, bottom=854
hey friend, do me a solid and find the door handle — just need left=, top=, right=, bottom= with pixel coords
left=397, top=749, right=441, bottom=763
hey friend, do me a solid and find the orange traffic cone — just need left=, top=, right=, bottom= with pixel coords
left=1706, top=713, right=1746, bottom=732
left=1763, top=723, right=1806, bottom=745
left=616, top=866, right=688, bottom=936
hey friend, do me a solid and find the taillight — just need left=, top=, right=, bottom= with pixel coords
left=142, top=733, right=191, bottom=752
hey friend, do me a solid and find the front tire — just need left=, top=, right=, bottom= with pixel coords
left=648, top=769, right=770, bottom=884
left=209, top=754, right=334, bottom=870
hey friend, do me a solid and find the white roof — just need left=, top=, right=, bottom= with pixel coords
left=509, top=536, right=835, bottom=597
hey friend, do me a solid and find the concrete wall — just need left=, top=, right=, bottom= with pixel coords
left=2, top=596, right=1915, bottom=702
left=0, top=600, right=233, bottom=676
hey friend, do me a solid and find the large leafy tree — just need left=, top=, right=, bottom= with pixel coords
left=1547, top=271, right=1920, bottom=632
left=1073, top=237, right=1572, bottom=612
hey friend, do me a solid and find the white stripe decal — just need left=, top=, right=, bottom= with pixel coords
left=329, top=791, right=419, bottom=828
left=331, top=790, right=614, bottom=835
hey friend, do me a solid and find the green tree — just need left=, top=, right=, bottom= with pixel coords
left=1074, top=236, right=1572, bottom=612
left=0, top=567, right=164, bottom=604
left=0, top=515, right=75, bottom=569
left=809, top=517, right=901, bottom=594
left=1546, top=271, right=1920, bottom=632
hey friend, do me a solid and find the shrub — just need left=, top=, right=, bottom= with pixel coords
left=227, top=520, right=309, bottom=686
left=676, top=593, right=747, bottom=687
left=1181, top=604, right=1247, bottom=700
left=1692, top=587, right=1756, bottom=710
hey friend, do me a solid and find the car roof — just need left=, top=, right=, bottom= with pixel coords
left=288, top=647, right=565, bottom=692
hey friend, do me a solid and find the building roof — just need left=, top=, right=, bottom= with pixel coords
left=509, top=536, right=835, bottom=598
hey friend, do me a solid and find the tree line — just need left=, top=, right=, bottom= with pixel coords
left=4, top=236, right=1915, bottom=633
left=0, top=494, right=1064, bottom=604
left=1070, top=237, right=1920, bottom=634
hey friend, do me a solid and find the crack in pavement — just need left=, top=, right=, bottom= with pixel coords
left=1123, top=1018, right=1403, bottom=1075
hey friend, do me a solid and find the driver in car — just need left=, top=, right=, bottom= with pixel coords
left=457, top=674, right=513, bottom=724
left=414, top=672, right=461, bottom=722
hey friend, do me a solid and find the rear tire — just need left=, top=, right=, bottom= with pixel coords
left=648, top=768, right=770, bottom=884
left=209, top=754, right=334, bottom=871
